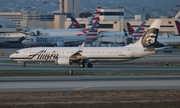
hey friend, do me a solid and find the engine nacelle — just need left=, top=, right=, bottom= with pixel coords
left=55, top=57, right=70, bottom=65
left=55, top=42, right=65, bottom=47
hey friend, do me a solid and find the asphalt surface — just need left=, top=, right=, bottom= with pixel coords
left=0, top=76, right=180, bottom=92
left=0, top=48, right=180, bottom=92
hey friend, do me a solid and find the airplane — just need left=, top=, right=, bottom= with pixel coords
left=0, top=19, right=28, bottom=46
left=93, top=22, right=146, bottom=46
left=127, top=21, right=146, bottom=40
left=10, top=19, right=165, bottom=68
left=67, top=17, right=83, bottom=29
left=156, top=21, right=180, bottom=47
left=28, top=6, right=101, bottom=36
left=96, top=19, right=145, bottom=39
left=22, top=19, right=99, bottom=47
left=175, top=20, right=180, bottom=35
left=128, top=20, right=180, bottom=46
left=22, top=6, right=101, bottom=47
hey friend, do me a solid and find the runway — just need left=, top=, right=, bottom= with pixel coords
left=0, top=76, right=180, bottom=92
left=0, top=48, right=180, bottom=93
left=1, top=62, right=180, bottom=73
left=1, top=49, right=180, bottom=73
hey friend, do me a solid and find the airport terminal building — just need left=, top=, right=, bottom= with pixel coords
left=0, top=0, right=180, bottom=35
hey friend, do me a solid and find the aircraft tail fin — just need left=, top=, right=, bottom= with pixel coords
left=83, top=6, right=101, bottom=32
left=127, top=22, right=134, bottom=35
left=126, top=19, right=161, bottom=48
left=67, top=16, right=83, bottom=29
left=131, top=22, right=146, bottom=39
left=123, top=29, right=128, bottom=36
left=86, top=19, right=100, bottom=41
left=175, top=20, right=180, bottom=35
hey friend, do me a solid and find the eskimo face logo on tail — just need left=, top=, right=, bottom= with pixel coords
left=141, top=28, right=159, bottom=47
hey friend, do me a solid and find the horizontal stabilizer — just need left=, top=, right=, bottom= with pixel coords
left=155, top=46, right=173, bottom=51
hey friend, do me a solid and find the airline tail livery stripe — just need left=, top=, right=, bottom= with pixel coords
left=175, top=21, right=180, bottom=35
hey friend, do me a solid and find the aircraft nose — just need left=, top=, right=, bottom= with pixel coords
left=21, top=40, right=26, bottom=44
left=22, top=40, right=28, bottom=45
left=9, top=53, right=15, bottom=59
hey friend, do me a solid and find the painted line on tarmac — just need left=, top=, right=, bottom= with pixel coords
left=72, top=86, right=90, bottom=91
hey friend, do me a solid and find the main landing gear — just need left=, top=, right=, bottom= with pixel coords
left=87, top=63, right=93, bottom=68
left=79, top=62, right=85, bottom=68
left=79, top=62, right=93, bottom=68
left=22, top=62, right=26, bottom=67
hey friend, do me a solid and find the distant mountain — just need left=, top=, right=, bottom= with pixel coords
left=0, top=0, right=179, bottom=18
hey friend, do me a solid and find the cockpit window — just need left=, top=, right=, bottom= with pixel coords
left=31, top=39, right=33, bottom=41
left=15, top=51, right=19, bottom=54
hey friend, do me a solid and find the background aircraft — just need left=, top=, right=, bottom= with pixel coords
left=93, top=22, right=146, bottom=46
left=0, top=32, right=28, bottom=48
left=127, top=21, right=146, bottom=40
left=22, top=20, right=99, bottom=47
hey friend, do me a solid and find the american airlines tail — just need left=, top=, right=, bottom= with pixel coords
left=86, top=6, right=101, bottom=27
left=126, top=19, right=161, bottom=48
left=82, top=6, right=101, bottom=33
left=127, top=22, right=146, bottom=39
left=86, top=19, right=99, bottom=41
left=175, top=21, right=180, bottom=35
left=67, top=16, right=83, bottom=29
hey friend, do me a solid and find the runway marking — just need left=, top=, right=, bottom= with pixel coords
left=72, top=86, right=90, bottom=91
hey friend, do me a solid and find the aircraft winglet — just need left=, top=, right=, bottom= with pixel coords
left=78, top=42, right=85, bottom=52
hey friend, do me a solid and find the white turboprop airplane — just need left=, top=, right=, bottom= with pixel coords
left=22, top=20, right=99, bottom=47
left=10, top=19, right=165, bottom=68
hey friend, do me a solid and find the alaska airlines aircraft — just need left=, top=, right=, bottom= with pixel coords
left=22, top=20, right=99, bottom=47
left=10, top=19, right=164, bottom=68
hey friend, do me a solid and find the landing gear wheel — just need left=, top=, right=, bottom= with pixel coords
left=22, top=63, right=26, bottom=67
left=68, top=69, right=73, bottom=75
left=69, top=59, right=72, bottom=65
left=79, top=63, right=85, bottom=68
left=87, top=63, right=93, bottom=68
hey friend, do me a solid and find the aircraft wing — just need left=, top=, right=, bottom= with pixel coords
left=69, top=42, right=88, bottom=60
left=63, top=39, right=84, bottom=43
